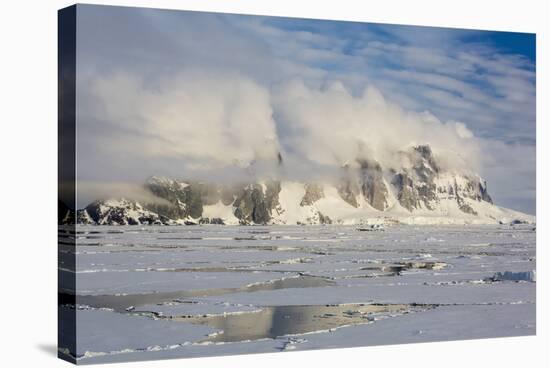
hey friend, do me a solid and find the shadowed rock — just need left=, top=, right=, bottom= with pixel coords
left=234, top=180, right=282, bottom=224
left=413, top=145, right=440, bottom=174
left=392, top=172, right=421, bottom=211
left=300, top=183, right=325, bottom=206
left=318, top=212, right=332, bottom=224
left=357, top=159, right=389, bottom=211
left=85, top=199, right=166, bottom=225
left=392, top=145, right=440, bottom=211
left=337, top=164, right=360, bottom=208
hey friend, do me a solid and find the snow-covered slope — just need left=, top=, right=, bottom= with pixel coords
left=82, top=199, right=168, bottom=225
left=68, top=145, right=535, bottom=226
left=277, top=181, right=532, bottom=225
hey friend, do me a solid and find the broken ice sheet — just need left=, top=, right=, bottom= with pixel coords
left=66, top=224, right=535, bottom=363
left=59, top=306, right=216, bottom=359
left=72, top=270, right=288, bottom=295
left=74, top=247, right=313, bottom=273
left=284, top=303, right=536, bottom=351
left=135, top=300, right=261, bottom=317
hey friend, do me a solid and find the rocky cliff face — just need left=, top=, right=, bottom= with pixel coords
left=300, top=184, right=324, bottom=206
left=392, top=145, right=440, bottom=211
left=233, top=181, right=281, bottom=225
left=337, top=165, right=361, bottom=208
left=358, top=159, right=389, bottom=211
left=385, top=145, right=494, bottom=215
left=83, top=199, right=166, bottom=225
left=68, top=144, right=531, bottom=225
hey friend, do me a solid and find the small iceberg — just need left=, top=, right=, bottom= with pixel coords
left=492, top=270, right=536, bottom=282
left=356, top=224, right=385, bottom=232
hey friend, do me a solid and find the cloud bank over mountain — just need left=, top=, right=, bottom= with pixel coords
left=75, top=5, right=535, bottom=213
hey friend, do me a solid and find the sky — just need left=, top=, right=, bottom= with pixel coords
left=75, top=5, right=536, bottom=214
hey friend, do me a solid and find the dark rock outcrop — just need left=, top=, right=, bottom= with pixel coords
left=337, top=164, right=361, bottom=208
left=145, top=177, right=203, bottom=219
left=300, top=183, right=324, bottom=206
left=392, top=172, right=421, bottom=211
left=234, top=180, right=282, bottom=225
left=199, top=217, right=225, bottom=225
left=318, top=212, right=332, bottom=224
left=358, top=159, right=388, bottom=211
left=392, top=145, right=442, bottom=211
left=85, top=199, right=167, bottom=225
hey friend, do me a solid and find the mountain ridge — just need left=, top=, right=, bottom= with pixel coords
left=60, top=144, right=534, bottom=226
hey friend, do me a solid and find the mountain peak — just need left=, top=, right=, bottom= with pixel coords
left=69, top=144, right=533, bottom=226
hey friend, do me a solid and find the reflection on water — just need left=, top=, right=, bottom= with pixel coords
left=180, top=303, right=424, bottom=343
left=71, top=276, right=334, bottom=311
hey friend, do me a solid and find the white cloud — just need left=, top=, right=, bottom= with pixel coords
left=273, top=79, right=481, bottom=172
left=77, top=181, right=171, bottom=207
left=452, top=121, right=474, bottom=139
left=82, top=71, right=483, bottom=181
left=74, top=6, right=535, bottom=213
left=87, top=69, right=281, bottom=170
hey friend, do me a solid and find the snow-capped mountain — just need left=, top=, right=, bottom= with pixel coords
left=80, top=199, right=166, bottom=225
left=61, top=145, right=534, bottom=226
